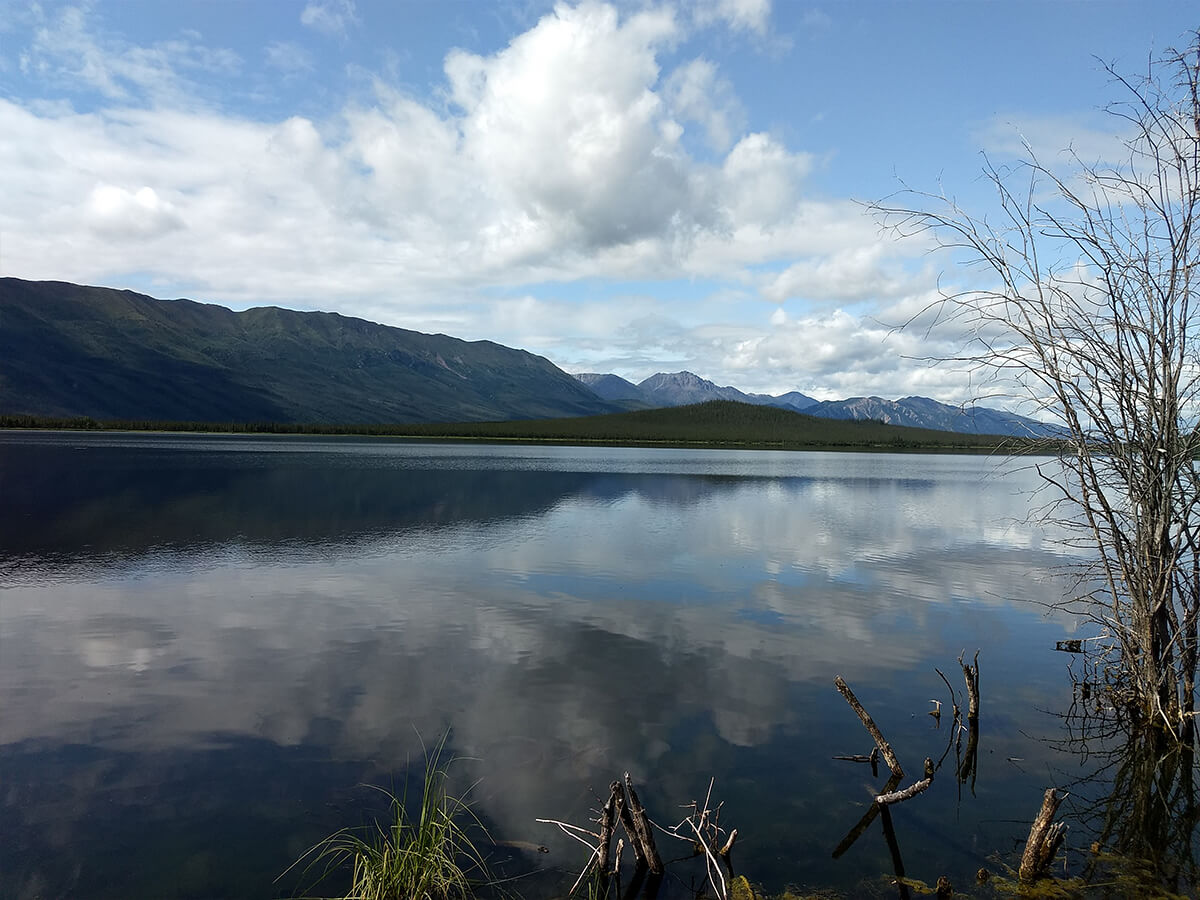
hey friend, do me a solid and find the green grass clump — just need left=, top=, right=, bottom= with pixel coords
left=288, top=737, right=488, bottom=900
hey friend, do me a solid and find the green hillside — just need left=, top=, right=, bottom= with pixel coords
left=3, top=400, right=1029, bottom=451
left=0, top=278, right=615, bottom=423
left=391, top=400, right=1023, bottom=449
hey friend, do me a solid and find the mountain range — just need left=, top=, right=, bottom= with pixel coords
left=576, top=370, right=818, bottom=412
left=2, top=277, right=1054, bottom=437
left=573, top=370, right=1056, bottom=438
left=0, top=278, right=616, bottom=424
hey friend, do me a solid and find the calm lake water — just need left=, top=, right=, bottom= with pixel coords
left=0, top=432, right=1115, bottom=898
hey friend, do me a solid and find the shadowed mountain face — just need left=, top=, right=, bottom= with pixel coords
left=0, top=278, right=617, bottom=424
left=573, top=372, right=648, bottom=403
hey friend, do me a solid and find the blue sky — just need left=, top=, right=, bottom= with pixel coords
left=2, top=1, right=1196, bottom=400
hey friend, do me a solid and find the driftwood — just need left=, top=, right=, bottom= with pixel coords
left=537, top=774, right=667, bottom=898
left=834, top=675, right=904, bottom=777
left=597, top=783, right=620, bottom=876
left=622, top=772, right=664, bottom=875
left=1019, top=788, right=1067, bottom=882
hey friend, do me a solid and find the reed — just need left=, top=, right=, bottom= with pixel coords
left=288, top=735, right=487, bottom=900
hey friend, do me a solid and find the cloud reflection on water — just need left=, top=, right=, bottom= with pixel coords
left=0, top=435, right=1084, bottom=897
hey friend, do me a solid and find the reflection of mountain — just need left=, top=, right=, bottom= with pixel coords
left=2, top=438, right=794, bottom=575
left=2, top=434, right=950, bottom=576
left=1, top=442, right=593, bottom=568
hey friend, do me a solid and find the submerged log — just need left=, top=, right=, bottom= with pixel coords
left=1019, top=788, right=1067, bottom=882
left=834, top=675, right=904, bottom=777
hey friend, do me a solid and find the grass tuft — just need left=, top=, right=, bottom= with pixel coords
left=286, top=734, right=488, bottom=900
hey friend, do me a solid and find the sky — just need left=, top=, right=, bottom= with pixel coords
left=1, top=1, right=1197, bottom=401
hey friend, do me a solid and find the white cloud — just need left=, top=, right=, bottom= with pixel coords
left=20, top=4, right=239, bottom=104
left=693, top=0, right=772, bottom=36
left=444, top=3, right=696, bottom=259
left=3, top=2, right=833, bottom=297
left=761, top=244, right=914, bottom=304
left=300, top=0, right=358, bottom=37
left=664, top=57, right=743, bottom=151
left=715, top=293, right=987, bottom=400
left=86, top=183, right=184, bottom=239
left=719, top=132, right=813, bottom=228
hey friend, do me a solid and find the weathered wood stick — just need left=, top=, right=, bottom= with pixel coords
left=1019, top=788, right=1067, bottom=883
left=615, top=786, right=646, bottom=870
left=876, top=758, right=935, bottom=805
left=834, top=675, right=904, bottom=777
left=719, top=828, right=737, bottom=857
left=623, top=772, right=664, bottom=875
left=597, top=782, right=620, bottom=875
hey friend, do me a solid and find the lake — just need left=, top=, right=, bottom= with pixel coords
left=0, top=432, right=1121, bottom=898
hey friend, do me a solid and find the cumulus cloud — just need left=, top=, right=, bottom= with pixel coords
left=86, top=183, right=184, bottom=239
left=2, top=1, right=975, bottom=401
left=3, top=2, right=827, bottom=296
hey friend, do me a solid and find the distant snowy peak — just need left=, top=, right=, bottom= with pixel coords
left=572, top=372, right=1055, bottom=438
left=807, top=395, right=1059, bottom=437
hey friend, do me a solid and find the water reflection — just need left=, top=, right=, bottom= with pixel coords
left=0, top=433, right=1086, bottom=898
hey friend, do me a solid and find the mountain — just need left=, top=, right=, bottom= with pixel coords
left=771, top=391, right=820, bottom=412
left=638, top=371, right=748, bottom=405
left=574, top=373, right=648, bottom=403
left=0, top=278, right=618, bottom=424
left=806, top=395, right=1059, bottom=438
left=575, top=370, right=819, bottom=412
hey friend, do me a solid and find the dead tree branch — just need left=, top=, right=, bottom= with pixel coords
left=834, top=675, right=904, bottom=777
